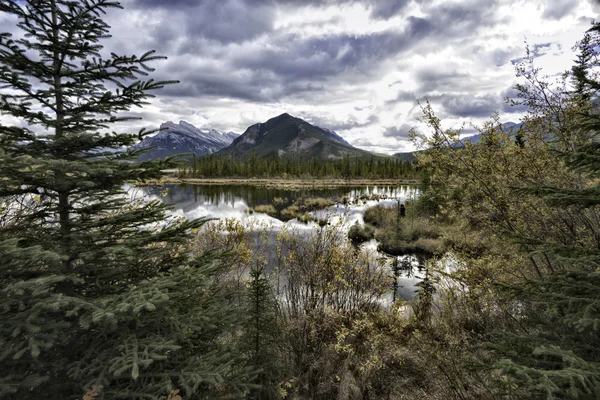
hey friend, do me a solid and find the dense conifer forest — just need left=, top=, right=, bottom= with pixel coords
left=179, top=153, right=419, bottom=179
left=0, top=1, right=599, bottom=400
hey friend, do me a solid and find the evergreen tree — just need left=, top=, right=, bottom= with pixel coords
left=489, top=23, right=600, bottom=399
left=0, top=1, right=249, bottom=398
left=184, top=153, right=418, bottom=180
left=241, top=266, right=282, bottom=400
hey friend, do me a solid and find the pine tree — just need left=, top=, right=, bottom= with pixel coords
left=0, top=1, right=249, bottom=398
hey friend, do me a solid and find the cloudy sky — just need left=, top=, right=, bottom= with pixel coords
left=2, top=0, right=598, bottom=153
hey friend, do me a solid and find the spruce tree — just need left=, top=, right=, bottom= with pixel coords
left=489, top=23, right=600, bottom=399
left=241, top=266, right=281, bottom=400
left=0, top=1, right=249, bottom=398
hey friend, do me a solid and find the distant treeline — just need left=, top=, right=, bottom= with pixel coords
left=179, top=153, right=419, bottom=179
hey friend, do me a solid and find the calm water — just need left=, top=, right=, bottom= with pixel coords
left=137, top=183, right=425, bottom=300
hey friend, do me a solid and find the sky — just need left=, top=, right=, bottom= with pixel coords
left=1, top=0, right=598, bottom=153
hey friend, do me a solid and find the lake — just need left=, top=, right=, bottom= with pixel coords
left=138, top=183, right=425, bottom=301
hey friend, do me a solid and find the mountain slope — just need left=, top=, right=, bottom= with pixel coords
left=133, top=121, right=238, bottom=161
left=216, top=113, right=373, bottom=160
left=393, top=151, right=419, bottom=162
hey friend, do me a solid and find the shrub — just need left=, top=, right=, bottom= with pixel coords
left=348, top=222, right=375, bottom=244
left=363, top=204, right=394, bottom=227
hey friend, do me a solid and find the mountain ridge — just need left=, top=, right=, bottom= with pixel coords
left=133, top=120, right=238, bottom=161
left=216, top=113, right=375, bottom=160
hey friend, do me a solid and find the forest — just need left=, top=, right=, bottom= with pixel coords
left=178, top=153, right=419, bottom=180
left=0, top=1, right=599, bottom=400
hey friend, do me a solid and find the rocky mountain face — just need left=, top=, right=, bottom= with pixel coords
left=133, top=121, right=238, bottom=161
left=216, top=113, right=373, bottom=160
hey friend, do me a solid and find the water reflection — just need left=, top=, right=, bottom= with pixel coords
left=393, top=254, right=427, bottom=302
left=138, top=183, right=425, bottom=300
left=140, top=184, right=416, bottom=226
left=359, top=240, right=427, bottom=302
left=145, top=184, right=414, bottom=213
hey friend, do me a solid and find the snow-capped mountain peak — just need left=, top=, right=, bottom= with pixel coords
left=132, top=121, right=239, bottom=161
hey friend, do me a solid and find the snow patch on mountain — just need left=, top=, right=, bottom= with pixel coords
left=133, top=120, right=239, bottom=161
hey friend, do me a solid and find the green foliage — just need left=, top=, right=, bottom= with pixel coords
left=0, top=1, right=250, bottom=398
left=406, top=21, right=600, bottom=400
left=490, top=270, right=600, bottom=399
left=487, top=39, right=600, bottom=396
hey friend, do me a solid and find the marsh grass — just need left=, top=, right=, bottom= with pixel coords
left=251, top=197, right=335, bottom=222
left=348, top=222, right=375, bottom=244
left=361, top=204, right=446, bottom=256
left=144, top=177, right=418, bottom=189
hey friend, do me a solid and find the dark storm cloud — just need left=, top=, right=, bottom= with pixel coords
left=180, top=1, right=274, bottom=44
left=135, top=0, right=198, bottom=7
left=543, top=0, right=579, bottom=20
left=134, top=0, right=445, bottom=25
left=382, top=123, right=415, bottom=140
left=439, top=94, right=499, bottom=118
left=116, top=0, right=443, bottom=104
left=416, top=68, right=471, bottom=93
left=151, top=26, right=420, bottom=102
left=128, top=0, right=275, bottom=44
left=234, top=31, right=411, bottom=81
left=387, top=90, right=418, bottom=104
left=137, top=0, right=353, bottom=6
left=437, top=86, right=529, bottom=118
left=414, top=1, right=501, bottom=38
left=387, top=85, right=529, bottom=119
left=116, top=0, right=507, bottom=105
left=189, top=3, right=486, bottom=101
left=370, top=0, right=411, bottom=20
left=157, top=64, right=279, bottom=102
left=136, top=0, right=409, bottom=15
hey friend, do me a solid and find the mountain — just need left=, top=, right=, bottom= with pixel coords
left=393, top=122, right=525, bottom=161
left=318, top=127, right=353, bottom=147
left=133, top=121, right=239, bottom=161
left=216, top=113, right=374, bottom=160
left=393, top=151, right=419, bottom=162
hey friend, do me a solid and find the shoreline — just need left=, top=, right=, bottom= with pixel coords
left=139, top=176, right=419, bottom=189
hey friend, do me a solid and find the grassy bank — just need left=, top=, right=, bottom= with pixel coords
left=251, top=197, right=334, bottom=223
left=141, top=176, right=419, bottom=189
left=351, top=203, right=447, bottom=256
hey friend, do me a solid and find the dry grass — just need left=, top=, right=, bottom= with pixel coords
left=140, top=177, right=419, bottom=189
